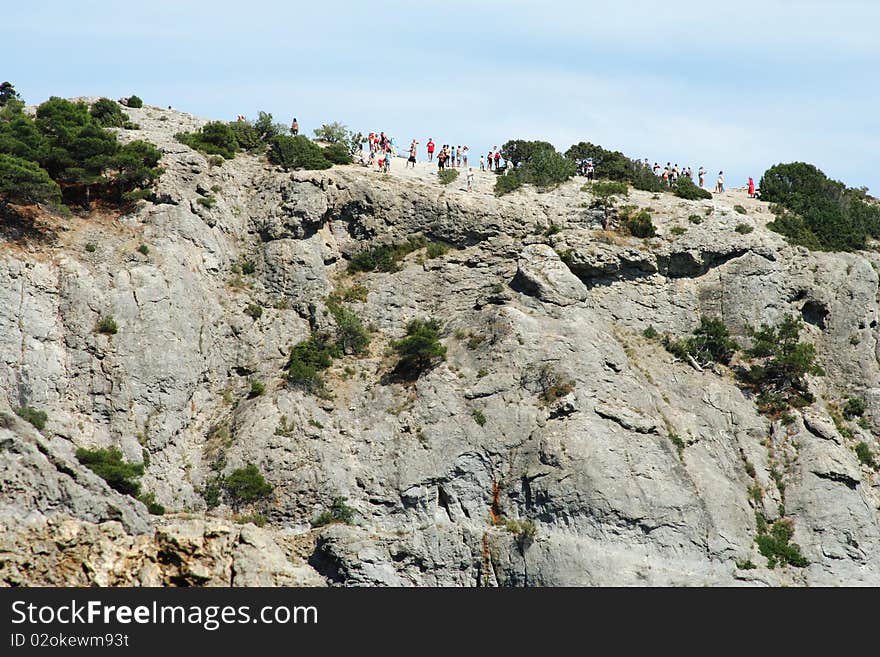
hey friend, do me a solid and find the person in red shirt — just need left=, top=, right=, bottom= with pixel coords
left=493, top=149, right=501, bottom=170
left=748, top=176, right=755, bottom=198
left=426, top=138, right=435, bottom=162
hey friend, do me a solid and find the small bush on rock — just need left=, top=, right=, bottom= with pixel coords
left=15, top=406, right=47, bottom=430
left=439, top=168, right=459, bottom=185
left=75, top=447, right=144, bottom=496
left=224, top=463, right=273, bottom=503
left=126, top=95, right=143, bottom=108
left=674, top=176, right=712, bottom=200
left=312, top=496, right=355, bottom=527
left=391, top=318, right=446, bottom=380
left=267, top=134, right=331, bottom=170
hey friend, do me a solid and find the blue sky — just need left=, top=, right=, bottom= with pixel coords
left=5, top=1, right=879, bottom=191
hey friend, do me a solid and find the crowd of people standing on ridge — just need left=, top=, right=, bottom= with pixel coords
left=366, top=131, right=395, bottom=173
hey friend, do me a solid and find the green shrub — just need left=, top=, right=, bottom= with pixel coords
left=313, top=121, right=351, bottom=144
left=285, top=332, right=339, bottom=393
left=0, top=154, right=62, bottom=206
left=267, top=134, right=331, bottom=170
left=252, top=111, right=285, bottom=142
left=323, top=142, right=352, bottom=164
left=855, top=442, right=877, bottom=469
left=249, top=381, right=266, bottom=397
left=688, top=214, right=703, bottom=224
left=426, top=241, right=449, bottom=258
left=495, top=139, right=575, bottom=194
left=202, top=478, right=222, bottom=509
left=664, top=316, right=738, bottom=366
left=342, top=284, right=369, bottom=302
left=15, top=406, right=47, bottom=430
left=312, top=496, right=355, bottom=527
left=735, top=559, right=757, bottom=570
left=137, top=244, right=149, bottom=255
left=208, top=155, right=224, bottom=167
left=643, top=325, right=659, bottom=339
left=843, top=396, right=866, bottom=419
left=392, top=318, right=446, bottom=380
left=0, top=81, right=21, bottom=107
left=227, top=120, right=262, bottom=152
left=90, top=98, right=129, bottom=128
left=564, top=141, right=631, bottom=181
left=494, top=173, right=523, bottom=195
left=589, top=180, right=629, bottom=227
left=244, top=303, right=263, bottom=320
left=735, top=223, right=753, bottom=234
left=85, top=243, right=96, bottom=252
left=762, top=162, right=880, bottom=252
left=126, top=95, right=143, bottom=109
left=472, top=409, right=486, bottom=426
left=670, top=225, right=687, bottom=236
left=741, top=314, right=823, bottom=411
left=674, top=176, right=712, bottom=200
left=439, top=168, right=459, bottom=185
left=624, top=209, right=656, bottom=238
left=75, top=447, right=144, bottom=496
left=504, top=518, right=537, bottom=552
left=755, top=518, right=808, bottom=568
left=176, top=121, right=238, bottom=159
left=347, top=235, right=427, bottom=273
left=138, top=491, right=165, bottom=515
left=328, top=302, right=370, bottom=355
left=734, top=204, right=747, bottom=214
left=224, top=463, right=273, bottom=503
left=96, top=316, right=118, bottom=334
left=240, top=260, right=256, bottom=275
left=535, top=364, right=575, bottom=403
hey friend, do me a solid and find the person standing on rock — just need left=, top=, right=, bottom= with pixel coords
left=493, top=149, right=501, bottom=171
left=487, top=150, right=493, bottom=171
left=462, top=146, right=469, bottom=168
left=427, top=138, right=435, bottom=162
left=748, top=176, right=755, bottom=198
left=715, top=171, right=724, bottom=193
left=466, top=167, right=474, bottom=191
left=698, top=166, right=705, bottom=188
left=479, top=154, right=485, bottom=171
left=291, top=118, right=299, bottom=136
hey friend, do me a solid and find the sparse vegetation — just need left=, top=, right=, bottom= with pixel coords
left=855, top=442, right=877, bottom=469
left=438, top=168, right=459, bottom=185
left=642, top=325, right=659, bottom=339
left=843, top=396, right=866, bottom=419
left=248, top=381, right=266, bottom=398
left=85, top=242, right=96, bottom=253
left=126, top=95, right=143, bottom=109
left=285, top=332, right=338, bottom=394
left=137, top=244, right=149, bottom=255
left=670, top=225, right=687, bottom=236
left=426, top=241, right=449, bottom=259
left=312, top=496, right=355, bottom=527
left=535, top=364, right=575, bottom=404
left=341, top=284, right=369, bottom=302
left=735, top=223, right=753, bottom=234
left=138, top=491, right=165, bottom=515
left=755, top=518, right=808, bottom=569
left=347, top=235, right=428, bottom=273
left=15, top=406, right=47, bottom=430
left=734, top=204, right=747, bottom=214
left=96, top=316, right=118, bottom=335
left=589, top=180, right=629, bottom=228
left=472, top=409, right=487, bottom=426
left=244, top=303, right=263, bottom=320
left=328, top=301, right=370, bottom=356
left=688, top=214, right=703, bottom=224
left=196, top=195, right=216, bottom=208
left=504, top=518, right=537, bottom=553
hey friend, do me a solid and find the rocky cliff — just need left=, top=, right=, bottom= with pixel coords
left=2, top=104, right=879, bottom=586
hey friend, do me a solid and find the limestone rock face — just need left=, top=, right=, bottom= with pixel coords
left=2, top=104, right=880, bottom=586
